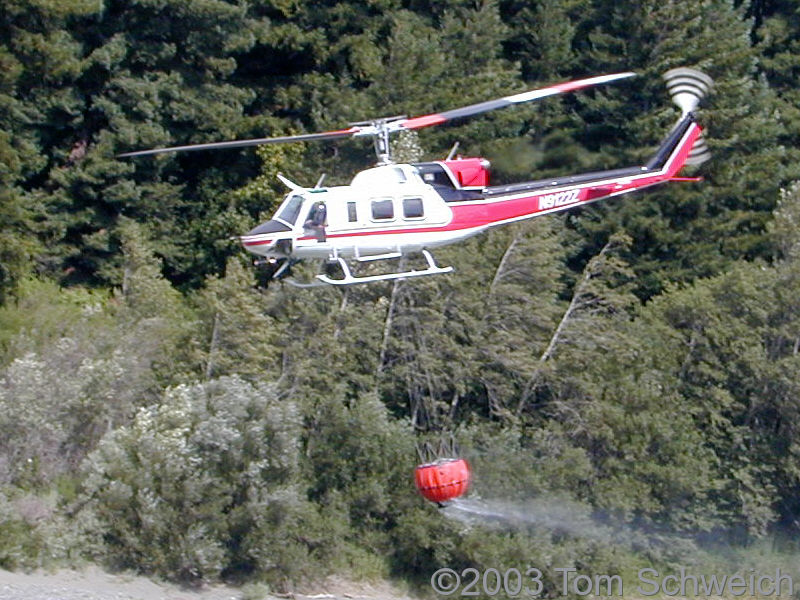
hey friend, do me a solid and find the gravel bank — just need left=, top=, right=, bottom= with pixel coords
left=0, top=567, right=242, bottom=600
left=0, top=568, right=419, bottom=600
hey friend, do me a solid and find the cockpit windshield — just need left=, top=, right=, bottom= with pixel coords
left=275, top=195, right=305, bottom=225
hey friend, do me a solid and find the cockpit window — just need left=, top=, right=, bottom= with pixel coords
left=246, top=220, right=291, bottom=236
left=275, top=195, right=304, bottom=225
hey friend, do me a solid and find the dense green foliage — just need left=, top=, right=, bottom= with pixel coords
left=3, top=0, right=800, bottom=594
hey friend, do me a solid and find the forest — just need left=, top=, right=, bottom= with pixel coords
left=3, top=0, right=800, bottom=595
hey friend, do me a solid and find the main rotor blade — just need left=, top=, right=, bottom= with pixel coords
left=397, top=72, right=636, bottom=130
left=117, top=127, right=361, bottom=157
left=118, top=72, right=635, bottom=158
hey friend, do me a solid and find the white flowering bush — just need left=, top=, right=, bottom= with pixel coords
left=81, top=376, right=317, bottom=583
left=0, top=332, right=168, bottom=487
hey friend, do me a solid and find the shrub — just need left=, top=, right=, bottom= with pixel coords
left=81, top=376, right=316, bottom=584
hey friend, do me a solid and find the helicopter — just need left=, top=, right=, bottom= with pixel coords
left=120, top=68, right=713, bottom=286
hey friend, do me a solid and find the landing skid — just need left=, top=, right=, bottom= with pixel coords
left=312, top=250, right=453, bottom=286
left=284, top=278, right=329, bottom=289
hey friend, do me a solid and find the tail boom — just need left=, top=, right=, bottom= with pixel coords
left=443, top=113, right=703, bottom=234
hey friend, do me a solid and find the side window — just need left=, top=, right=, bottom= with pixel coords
left=371, top=198, right=394, bottom=220
left=403, top=197, right=424, bottom=219
left=347, top=202, right=358, bottom=223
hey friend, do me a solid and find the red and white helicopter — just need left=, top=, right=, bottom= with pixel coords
left=121, top=68, right=712, bottom=286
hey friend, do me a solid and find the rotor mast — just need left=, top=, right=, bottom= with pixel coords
left=350, top=115, right=407, bottom=165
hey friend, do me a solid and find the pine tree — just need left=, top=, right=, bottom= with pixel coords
left=198, top=258, right=281, bottom=381
left=0, top=0, right=278, bottom=288
left=562, top=0, right=787, bottom=297
left=0, top=0, right=101, bottom=295
left=640, top=261, right=783, bottom=537
left=749, top=0, right=800, bottom=183
left=113, top=218, right=198, bottom=384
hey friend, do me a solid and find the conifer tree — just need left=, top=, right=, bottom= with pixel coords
left=114, top=218, right=198, bottom=384
left=0, top=0, right=102, bottom=294
left=0, top=0, right=277, bottom=287
left=198, top=258, right=281, bottom=381
left=565, top=0, right=786, bottom=296
left=749, top=0, right=800, bottom=182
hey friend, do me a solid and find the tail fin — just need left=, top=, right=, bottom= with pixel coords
left=663, top=68, right=713, bottom=165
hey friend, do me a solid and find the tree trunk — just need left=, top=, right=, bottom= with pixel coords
left=516, top=239, right=613, bottom=414
left=489, top=233, right=522, bottom=293
left=376, top=277, right=402, bottom=382
left=205, top=310, right=221, bottom=380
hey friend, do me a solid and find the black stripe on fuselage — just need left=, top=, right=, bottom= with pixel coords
left=479, top=114, right=696, bottom=199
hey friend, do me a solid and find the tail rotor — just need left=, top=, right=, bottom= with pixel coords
left=664, top=67, right=713, bottom=165
left=664, top=67, right=713, bottom=115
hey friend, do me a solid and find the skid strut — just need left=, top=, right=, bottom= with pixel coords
left=316, top=250, right=452, bottom=286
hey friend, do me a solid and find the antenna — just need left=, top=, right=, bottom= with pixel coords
left=446, top=141, right=460, bottom=161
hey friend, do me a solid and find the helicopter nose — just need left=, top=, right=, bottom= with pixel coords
left=240, top=220, right=292, bottom=256
left=240, top=237, right=274, bottom=255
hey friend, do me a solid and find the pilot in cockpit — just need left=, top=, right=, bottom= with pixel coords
left=304, top=201, right=327, bottom=242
